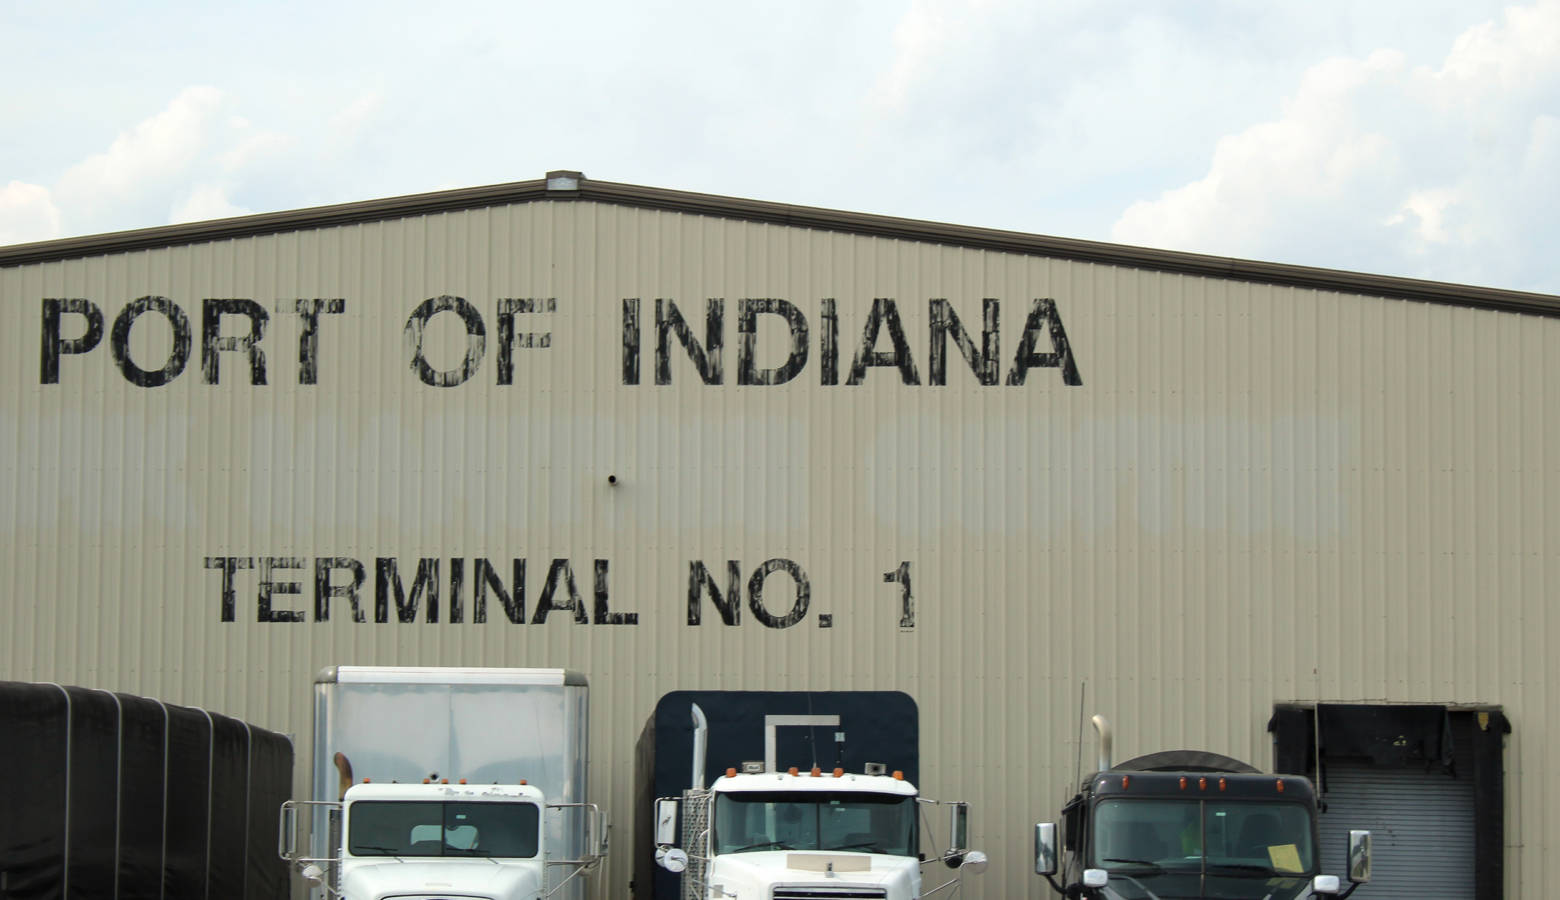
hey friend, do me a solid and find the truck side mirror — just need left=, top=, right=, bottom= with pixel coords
left=1082, top=869, right=1108, bottom=889
left=655, top=798, right=680, bottom=846
left=278, top=802, right=299, bottom=862
left=958, top=850, right=988, bottom=875
left=1034, top=822, right=1058, bottom=876
left=1310, top=874, right=1341, bottom=895
left=656, top=847, right=688, bottom=873
left=949, top=802, right=969, bottom=853
left=1347, top=830, right=1372, bottom=883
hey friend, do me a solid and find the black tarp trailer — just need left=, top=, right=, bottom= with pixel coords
left=0, top=680, right=292, bottom=900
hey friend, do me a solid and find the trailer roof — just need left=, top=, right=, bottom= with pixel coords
left=320, top=666, right=588, bottom=686
left=3, top=170, right=1557, bottom=318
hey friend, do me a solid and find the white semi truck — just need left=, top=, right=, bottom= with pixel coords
left=278, top=666, right=608, bottom=900
left=653, top=703, right=986, bottom=899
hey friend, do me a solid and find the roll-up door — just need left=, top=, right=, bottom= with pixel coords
left=1317, top=759, right=1475, bottom=898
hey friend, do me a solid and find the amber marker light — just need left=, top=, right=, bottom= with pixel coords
left=1218, top=778, right=1227, bottom=791
left=1179, top=777, right=1187, bottom=790
left=811, top=766, right=822, bottom=777
left=788, top=767, right=800, bottom=776
left=1198, top=777, right=1207, bottom=791
left=892, top=771, right=904, bottom=781
left=1276, top=779, right=1286, bottom=792
left=833, top=768, right=844, bottom=777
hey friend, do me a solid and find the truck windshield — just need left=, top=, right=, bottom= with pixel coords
left=713, top=791, right=917, bottom=857
left=348, top=801, right=540, bottom=859
left=1098, top=795, right=1316, bottom=879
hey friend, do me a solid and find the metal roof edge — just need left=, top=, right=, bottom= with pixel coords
left=4, top=171, right=1557, bottom=317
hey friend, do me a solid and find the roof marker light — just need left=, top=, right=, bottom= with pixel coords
left=892, top=771, right=904, bottom=781
left=1121, top=776, right=1130, bottom=789
left=1198, top=777, right=1207, bottom=791
left=422, top=778, right=430, bottom=784
left=1179, top=777, right=1187, bottom=790
left=788, top=767, right=800, bottom=776
left=1218, top=778, right=1226, bottom=791
left=440, top=778, right=449, bottom=784
left=726, top=767, right=737, bottom=778
left=362, top=778, right=371, bottom=783
left=519, top=779, right=527, bottom=785
left=833, top=768, right=844, bottom=777
left=811, top=766, right=822, bottom=777
left=1276, top=779, right=1285, bottom=793
left=459, top=778, right=467, bottom=785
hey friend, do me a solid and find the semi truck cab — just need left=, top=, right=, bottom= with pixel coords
left=282, top=781, right=606, bottom=900
left=654, top=704, right=985, bottom=900
left=1034, top=718, right=1371, bottom=900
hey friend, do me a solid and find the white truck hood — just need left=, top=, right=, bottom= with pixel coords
left=706, top=850, right=919, bottom=899
left=339, top=858, right=545, bottom=900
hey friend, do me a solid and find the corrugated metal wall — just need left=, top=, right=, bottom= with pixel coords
left=2, top=198, right=1552, bottom=897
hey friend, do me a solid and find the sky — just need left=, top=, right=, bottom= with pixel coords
left=3, top=0, right=1557, bottom=295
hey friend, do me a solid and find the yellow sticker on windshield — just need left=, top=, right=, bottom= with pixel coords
left=1268, top=844, right=1302, bottom=873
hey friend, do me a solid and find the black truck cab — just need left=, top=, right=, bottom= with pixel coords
left=1035, top=749, right=1371, bottom=900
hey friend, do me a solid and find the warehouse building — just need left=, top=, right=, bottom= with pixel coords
left=1, top=171, right=1551, bottom=898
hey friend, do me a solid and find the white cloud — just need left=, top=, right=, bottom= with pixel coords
left=170, top=185, right=252, bottom=224
left=0, top=181, right=62, bottom=245
left=1110, top=1, right=1560, bottom=290
left=55, top=86, right=226, bottom=223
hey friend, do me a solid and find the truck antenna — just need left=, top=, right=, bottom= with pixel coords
left=1073, top=681, right=1086, bottom=789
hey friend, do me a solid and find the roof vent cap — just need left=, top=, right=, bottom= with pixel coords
left=546, top=170, right=584, bottom=191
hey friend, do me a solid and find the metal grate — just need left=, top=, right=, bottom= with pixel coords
left=680, top=789, right=713, bottom=900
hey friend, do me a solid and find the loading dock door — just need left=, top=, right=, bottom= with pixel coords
left=1318, top=760, right=1475, bottom=899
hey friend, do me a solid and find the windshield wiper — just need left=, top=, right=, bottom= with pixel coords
left=729, top=841, right=795, bottom=853
left=354, top=845, right=404, bottom=858
left=1206, top=862, right=1278, bottom=875
left=828, top=842, right=881, bottom=853
left=1103, top=857, right=1164, bottom=874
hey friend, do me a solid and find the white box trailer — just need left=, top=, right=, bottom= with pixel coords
left=287, top=666, right=603, bottom=900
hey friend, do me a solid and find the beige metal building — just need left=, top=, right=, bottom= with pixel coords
left=2, top=171, right=1553, bottom=898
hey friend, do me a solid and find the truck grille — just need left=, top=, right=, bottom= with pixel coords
left=772, top=888, right=888, bottom=899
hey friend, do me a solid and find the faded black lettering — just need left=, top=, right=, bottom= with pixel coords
left=496, top=298, right=556, bottom=385
left=847, top=298, right=920, bottom=385
left=884, top=561, right=915, bottom=628
left=622, top=299, right=642, bottom=385
left=593, top=558, right=637, bottom=624
left=532, top=559, right=589, bottom=624
left=258, top=557, right=306, bottom=623
left=1007, top=298, right=1083, bottom=386
left=930, top=298, right=999, bottom=386
left=449, top=558, right=465, bottom=624
left=202, top=298, right=269, bottom=385
left=688, top=560, right=743, bottom=626
left=314, top=557, right=367, bottom=623
left=111, top=296, right=192, bottom=387
left=206, top=556, right=254, bottom=622
left=738, top=298, right=809, bottom=386
left=748, top=558, right=810, bottom=629
left=655, top=298, right=723, bottom=385
left=41, top=299, right=104, bottom=384
left=376, top=557, right=441, bottom=623
left=295, top=299, right=344, bottom=385
left=820, top=299, right=839, bottom=386
left=474, top=558, right=525, bottom=624
left=405, top=295, right=486, bottom=387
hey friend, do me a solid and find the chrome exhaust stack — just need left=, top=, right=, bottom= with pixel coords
left=691, top=703, right=709, bottom=790
left=1092, top=715, right=1112, bottom=772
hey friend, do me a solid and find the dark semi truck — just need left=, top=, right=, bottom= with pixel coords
left=1035, top=716, right=1372, bottom=900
